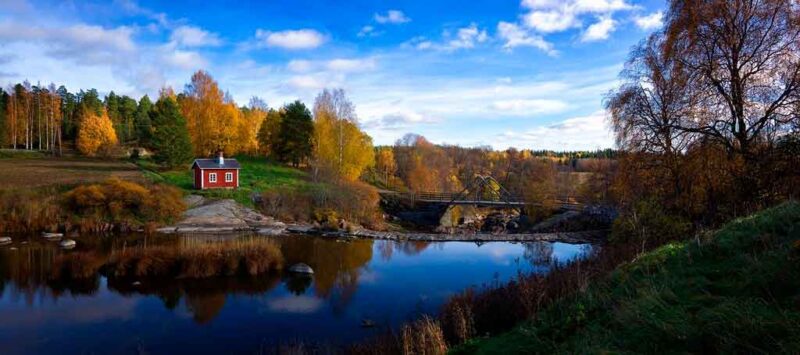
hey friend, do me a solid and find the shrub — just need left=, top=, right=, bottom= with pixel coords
left=63, top=179, right=186, bottom=232
left=611, top=197, right=692, bottom=250
left=0, top=188, right=61, bottom=232
left=259, top=181, right=383, bottom=229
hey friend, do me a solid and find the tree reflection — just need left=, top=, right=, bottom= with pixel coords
left=279, top=237, right=373, bottom=315
left=523, top=242, right=554, bottom=267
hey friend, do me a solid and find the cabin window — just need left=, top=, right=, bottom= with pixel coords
left=225, top=172, right=234, bottom=182
left=209, top=172, right=217, bottom=183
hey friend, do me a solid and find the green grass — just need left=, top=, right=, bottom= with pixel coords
left=0, top=149, right=47, bottom=159
left=456, top=201, right=800, bottom=354
left=139, top=155, right=318, bottom=207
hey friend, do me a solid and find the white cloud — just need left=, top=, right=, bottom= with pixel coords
left=412, top=24, right=488, bottom=51
left=170, top=25, right=222, bottom=47
left=363, top=110, right=439, bottom=130
left=162, top=49, right=207, bottom=70
left=490, top=99, right=569, bottom=115
left=634, top=11, right=664, bottom=30
left=326, top=58, right=377, bottom=72
left=374, top=10, right=411, bottom=24
left=0, top=21, right=136, bottom=65
left=497, top=111, right=613, bottom=150
left=254, top=29, right=326, bottom=50
left=287, top=59, right=313, bottom=73
left=447, top=23, right=489, bottom=50
left=519, top=0, right=634, bottom=37
left=497, top=21, right=557, bottom=55
left=286, top=75, right=328, bottom=90
left=286, top=58, right=377, bottom=73
left=523, top=10, right=580, bottom=33
left=358, top=25, right=377, bottom=37
left=581, top=16, right=616, bottom=42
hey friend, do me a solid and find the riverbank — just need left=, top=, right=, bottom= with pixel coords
left=452, top=201, right=800, bottom=354
left=159, top=196, right=606, bottom=244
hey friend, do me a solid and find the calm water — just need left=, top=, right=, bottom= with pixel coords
left=0, top=234, right=591, bottom=354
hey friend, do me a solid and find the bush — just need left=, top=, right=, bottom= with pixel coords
left=0, top=188, right=61, bottom=232
left=611, top=197, right=692, bottom=250
left=63, top=179, right=186, bottom=232
left=259, top=180, right=383, bottom=229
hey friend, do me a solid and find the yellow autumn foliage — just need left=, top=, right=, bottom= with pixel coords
left=77, top=109, right=118, bottom=156
left=179, top=71, right=248, bottom=157
left=312, top=89, right=375, bottom=181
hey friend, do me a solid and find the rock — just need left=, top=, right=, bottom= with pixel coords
left=159, top=199, right=285, bottom=234
left=288, top=263, right=314, bottom=275
left=59, top=239, right=76, bottom=249
left=42, top=232, right=63, bottom=239
left=0, top=237, right=11, bottom=245
left=183, top=195, right=205, bottom=209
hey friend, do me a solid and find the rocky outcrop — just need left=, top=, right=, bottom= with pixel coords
left=158, top=197, right=286, bottom=234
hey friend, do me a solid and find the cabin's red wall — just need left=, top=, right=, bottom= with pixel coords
left=193, top=167, right=203, bottom=189
left=198, top=169, right=238, bottom=189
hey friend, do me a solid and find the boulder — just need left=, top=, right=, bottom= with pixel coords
left=288, top=263, right=314, bottom=275
left=59, top=239, right=76, bottom=249
left=42, top=232, right=63, bottom=239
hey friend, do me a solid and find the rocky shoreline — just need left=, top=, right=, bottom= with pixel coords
left=158, top=196, right=606, bottom=245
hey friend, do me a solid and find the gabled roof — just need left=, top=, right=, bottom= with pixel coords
left=192, top=158, right=241, bottom=170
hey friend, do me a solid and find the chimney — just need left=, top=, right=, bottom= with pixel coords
left=217, top=151, right=224, bottom=165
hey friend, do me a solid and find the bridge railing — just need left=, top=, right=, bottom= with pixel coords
left=386, top=190, right=585, bottom=207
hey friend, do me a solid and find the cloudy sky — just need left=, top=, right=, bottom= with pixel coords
left=0, top=0, right=666, bottom=150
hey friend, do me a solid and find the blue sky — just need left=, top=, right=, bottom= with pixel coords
left=0, top=0, right=667, bottom=150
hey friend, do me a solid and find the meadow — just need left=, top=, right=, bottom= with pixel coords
left=139, top=155, right=317, bottom=207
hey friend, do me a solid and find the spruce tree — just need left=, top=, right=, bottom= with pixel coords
left=150, top=96, right=193, bottom=168
left=135, top=95, right=153, bottom=147
left=276, top=100, right=313, bottom=166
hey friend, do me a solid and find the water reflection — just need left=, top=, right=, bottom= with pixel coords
left=0, top=234, right=591, bottom=354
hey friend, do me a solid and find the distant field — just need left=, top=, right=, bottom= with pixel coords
left=0, top=153, right=145, bottom=189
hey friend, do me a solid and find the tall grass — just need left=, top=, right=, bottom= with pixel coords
left=0, top=188, right=61, bottom=232
left=105, top=237, right=284, bottom=278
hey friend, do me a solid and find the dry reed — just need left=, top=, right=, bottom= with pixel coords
left=106, top=237, right=284, bottom=278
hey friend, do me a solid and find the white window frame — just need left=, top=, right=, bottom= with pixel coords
left=225, top=172, right=234, bottom=182
left=209, top=172, right=217, bottom=183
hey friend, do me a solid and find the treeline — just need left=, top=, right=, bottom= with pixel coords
left=606, top=0, right=800, bottom=246
left=371, top=134, right=614, bottom=205
left=0, top=72, right=376, bottom=185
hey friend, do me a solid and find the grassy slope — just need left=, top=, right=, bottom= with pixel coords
left=457, top=202, right=800, bottom=354
left=141, top=156, right=318, bottom=207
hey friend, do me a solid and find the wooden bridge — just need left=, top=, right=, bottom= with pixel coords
left=382, top=175, right=584, bottom=210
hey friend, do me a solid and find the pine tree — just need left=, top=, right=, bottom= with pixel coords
left=135, top=95, right=153, bottom=147
left=150, top=96, right=193, bottom=168
left=257, top=108, right=282, bottom=158
left=276, top=101, right=313, bottom=166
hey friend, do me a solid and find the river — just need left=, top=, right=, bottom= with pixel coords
left=0, top=234, right=592, bottom=354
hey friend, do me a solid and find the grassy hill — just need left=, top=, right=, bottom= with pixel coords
left=140, top=155, right=318, bottom=207
left=456, top=202, right=800, bottom=354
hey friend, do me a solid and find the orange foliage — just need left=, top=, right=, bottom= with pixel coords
left=77, top=109, right=118, bottom=156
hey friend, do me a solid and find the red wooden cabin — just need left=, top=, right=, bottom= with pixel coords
left=191, top=153, right=241, bottom=190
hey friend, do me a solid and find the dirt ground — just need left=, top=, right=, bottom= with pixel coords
left=0, top=156, right=145, bottom=189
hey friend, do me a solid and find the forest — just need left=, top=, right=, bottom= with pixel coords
left=0, top=70, right=620, bottom=231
